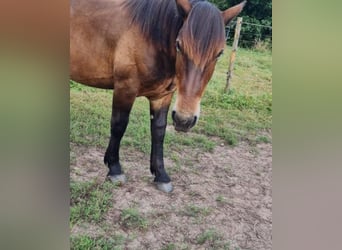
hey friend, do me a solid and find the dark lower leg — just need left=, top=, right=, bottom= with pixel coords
left=104, top=91, right=135, bottom=176
left=150, top=96, right=172, bottom=183
left=104, top=111, right=129, bottom=176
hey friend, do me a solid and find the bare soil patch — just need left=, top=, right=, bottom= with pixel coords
left=70, top=140, right=272, bottom=249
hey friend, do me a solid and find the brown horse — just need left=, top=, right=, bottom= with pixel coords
left=70, top=0, right=246, bottom=192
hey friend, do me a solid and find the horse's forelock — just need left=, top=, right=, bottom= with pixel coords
left=181, top=2, right=225, bottom=66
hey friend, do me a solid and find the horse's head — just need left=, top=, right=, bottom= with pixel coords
left=172, top=0, right=246, bottom=132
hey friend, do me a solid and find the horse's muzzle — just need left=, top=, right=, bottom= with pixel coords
left=171, top=110, right=197, bottom=132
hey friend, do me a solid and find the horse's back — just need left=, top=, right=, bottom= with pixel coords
left=70, top=0, right=128, bottom=88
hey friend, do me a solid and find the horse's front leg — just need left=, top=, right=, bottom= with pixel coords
left=104, top=87, right=136, bottom=184
left=149, top=93, right=173, bottom=193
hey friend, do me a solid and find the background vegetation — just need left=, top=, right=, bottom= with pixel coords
left=209, top=0, right=272, bottom=48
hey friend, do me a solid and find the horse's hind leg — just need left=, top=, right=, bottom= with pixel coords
left=149, top=93, right=173, bottom=192
left=104, top=87, right=136, bottom=184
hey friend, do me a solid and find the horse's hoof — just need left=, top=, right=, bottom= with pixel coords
left=155, top=182, right=173, bottom=193
left=107, top=174, right=127, bottom=185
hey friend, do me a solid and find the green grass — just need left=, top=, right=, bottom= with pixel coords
left=70, top=180, right=122, bottom=247
left=70, top=90, right=112, bottom=147
left=196, top=229, right=220, bottom=244
left=70, top=235, right=125, bottom=250
left=161, top=243, right=191, bottom=250
left=216, top=195, right=225, bottom=203
left=181, top=204, right=211, bottom=218
left=196, top=229, right=231, bottom=249
left=195, top=47, right=272, bottom=145
left=70, top=46, right=271, bottom=150
left=120, top=208, right=148, bottom=230
left=70, top=181, right=114, bottom=225
left=161, top=243, right=177, bottom=250
left=256, top=135, right=271, bottom=143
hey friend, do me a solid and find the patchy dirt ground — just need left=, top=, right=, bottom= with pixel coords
left=70, top=139, right=272, bottom=250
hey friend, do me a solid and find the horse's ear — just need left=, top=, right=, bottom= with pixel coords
left=176, top=0, right=191, bottom=16
left=222, top=0, right=247, bottom=25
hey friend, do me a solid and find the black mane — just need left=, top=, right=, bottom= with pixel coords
left=123, top=0, right=225, bottom=65
left=123, top=0, right=184, bottom=51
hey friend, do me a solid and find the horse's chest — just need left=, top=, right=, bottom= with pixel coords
left=114, top=31, right=176, bottom=98
left=138, top=75, right=176, bottom=99
left=137, top=55, right=176, bottom=98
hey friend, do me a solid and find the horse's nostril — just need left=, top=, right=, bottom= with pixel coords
left=191, top=116, right=197, bottom=127
left=172, top=110, right=176, bottom=120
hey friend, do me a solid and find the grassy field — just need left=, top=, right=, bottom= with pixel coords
left=70, top=46, right=272, bottom=249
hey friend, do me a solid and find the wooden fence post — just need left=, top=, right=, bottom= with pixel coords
left=225, top=17, right=242, bottom=92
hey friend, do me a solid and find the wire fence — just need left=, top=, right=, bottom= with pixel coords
left=224, top=17, right=272, bottom=91
left=225, top=20, right=272, bottom=49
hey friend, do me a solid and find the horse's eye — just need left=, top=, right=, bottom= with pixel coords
left=175, top=40, right=181, bottom=53
left=216, top=50, right=224, bottom=59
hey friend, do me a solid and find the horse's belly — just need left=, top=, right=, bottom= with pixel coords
left=70, top=32, right=115, bottom=89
